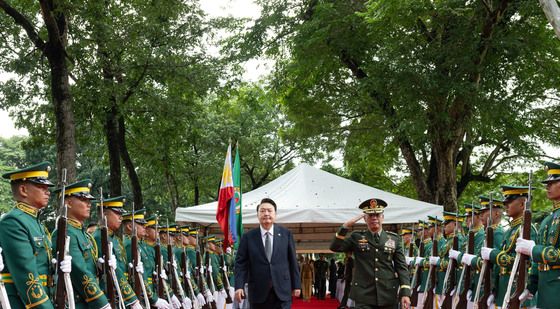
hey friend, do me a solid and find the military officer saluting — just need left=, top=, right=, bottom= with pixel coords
left=0, top=162, right=71, bottom=309
left=516, top=161, right=560, bottom=308
left=330, top=198, right=411, bottom=309
left=52, top=180, right=110, bottom=309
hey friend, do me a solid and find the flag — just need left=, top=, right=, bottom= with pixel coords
left=216, top=144, right=234, bottom=249
left=233, top=144, right=243, bottom=248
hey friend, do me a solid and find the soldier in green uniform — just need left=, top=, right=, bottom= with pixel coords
left=415, top=219, right=433, bottom=308
left=480, top=185, right=537, bottom=308
left=52, top=179, right=110, bottom=309
left=0, top=162, right=71, bottom=309
left=469, top=195, right=505, bottom=306
left=92, top=196, right=141, bottom=309
left=203, top=235, right=226, bottom=304
left=330, top=198, right=411, bottom=309
left=159, top=224, right=184, bottom=308
left=516, top=162, right=560, bottom=309
left=122, top=210, right=170, bottom=308
left=185, top=228, right=211, bottom=305
left=426, top=215, right=445, bottom=307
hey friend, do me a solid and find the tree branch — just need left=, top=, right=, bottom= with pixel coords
left=0, top=0, right=45, bottom=50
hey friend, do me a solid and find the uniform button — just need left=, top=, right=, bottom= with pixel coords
left=375, top=268, right=378, bottom=271
left=375, top=249, right=379, bottom=252
left=375, top=278, right=378, bottom=281
left=375, top=258, right=378, bottom=261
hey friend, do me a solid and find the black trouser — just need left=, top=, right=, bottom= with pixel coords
left=340, top=279, right=352, bottom=307
left=317, top=278, right=327, bottom=299
left=251, top=289, right=291, bottom=309
left=355, top=303, right=397, bottom=309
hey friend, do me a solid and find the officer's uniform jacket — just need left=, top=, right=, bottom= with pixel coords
left=0, top=203, right=54, bottom=309
left=468, top=224, right=504, bottom=302
left=224, top=251, right=234, bottom=286
left=435, top=233, right=457, bottom=295
left=53, top=219, right=108, bottom=309
left=93, top=230, right=138, bottom=306
left=488, top=217, right=537, bottom=307
left=468, top=226, right=485, bottom=300
left=330, top=227, right=410, bottom=306
left=419, top=238, right=432, bottom=292
left=205, top=251, right=224, bottom=290
left=124, top=236, right=157, bottom=305
left=529, top=204, right=560, bottom=309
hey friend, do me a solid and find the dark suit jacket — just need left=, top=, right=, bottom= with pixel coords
left=234, top=224, right=301, bottom=303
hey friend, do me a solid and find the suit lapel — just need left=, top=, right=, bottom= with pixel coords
left=272, top=226, right=282, bottom=260
left=253, top=228, right=267, bottom=259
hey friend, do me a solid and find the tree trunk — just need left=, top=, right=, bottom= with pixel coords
left=117, top=115, right=143, bottom=209
left=104, top=103, right=121, bottom=196
left=539, top=0, right=560, bottom=39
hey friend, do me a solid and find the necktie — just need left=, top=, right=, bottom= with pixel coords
left=374, top=233, right=380, bottom=243
left=265, top=232, right=272, bottom=262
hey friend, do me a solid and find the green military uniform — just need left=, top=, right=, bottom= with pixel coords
left=425, top=216, right=446, bottom=296
left=203, top=236, right=224, bottom=291
left=0, top=162, right=55, bottom=309
left=143, top=215, right=160, bottom=297
left=122, top=210, right=158, bottom=306
left=435, top=212, right=464, bottom=297
left=528, top=162, right=560, bottom=309
left=176, top=226, right=201, bottom=299
left=52, top=180, right=109, bottom=309
left=92, top=196, right=138, bottom=306
left=330, top=198, right=411, bottom=308
left=468, top=225, right=485, bottom=300
left=419, top=223, right=433, bottom=293
left=224, top=248, right=234, bottom=286
left=488, top=185, right=537, bottom=307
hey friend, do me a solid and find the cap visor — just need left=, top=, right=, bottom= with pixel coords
left=30, top=178, right=55, bottom=187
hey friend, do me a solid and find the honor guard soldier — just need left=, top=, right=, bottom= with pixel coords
left=517, top=162, right=560, bottom=308
left=122, top=210, right=170, bottom=308
left=330, top=198, right=411, bottom=309
left=0, top=162, right=70, bottom=309
left=416, top=218, right=433, bottom=308
left=204, top=236, right=225, bottom=297
left=480, top=185, right=537, bottom=307
left=93, top=196, right=141, bottom=309
left=52, top=180, right=110, bottom=309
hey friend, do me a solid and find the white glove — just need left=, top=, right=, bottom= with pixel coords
left=100, top=304, right=111, bottom=309
left=108, top=254, right=117, bottom=269
left=481, top=247, right=492, bottom=261
left=0, top=247, right=4, bottom=271
left=135, top=260, right=144, bottom=274
left=154, top=298, right=170, bottom=309
left=461, top=253, right=475, bottom=266
left=429, top=256, right=440, bottom=266
left=228, top=286, right=235, bottom=299
left=449, top=249, right=460, bottom=260
left=219, top=288, right=227, bottom=299
left=182, top=297, right=192, bottom=309
left=130, top=300, right=143, bottom=309
left=160, top=269, right=168, bottom=280
left=405, top=256, right=414, bottom=266
left=171, top=295, right=181, bottom=309
left=516, top=238, right=535, bottom=257
left=172, top=259, right=177, bottom=269
left=226, top=247, right=232, bottom=254
left=185, top=270, right=191, bottom=279
left=467, top=289, right=472, bottom=301
left=60, top=255, right=72, bottom=273
left=222, top=265, right=228, bottom=272
left=487, top=293, right=495, bottom=307
left=208, top=265, right=213, bottom=273
left=205, top=290, right=214, bottom=303
left=196, top=293, right=206, bottom=306
left=450, top=288, right=456, bottom=296
left=518, top=289, right=534, bottom=302
left=213, top=291, right=219, bottom=302
left=415, top=257, right=424, bottom=265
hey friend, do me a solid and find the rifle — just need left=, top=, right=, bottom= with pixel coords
left=130, top=203, right=150, bottom=309
left=422, top=220, right=438, bottom=309
left=98, top=189, right=117, bottom=308
left=474, top=194, right=495, bottom=309
left=219, top=252, right=233, bottom=304
left=441, top=214, right=459, bottom=309
left=154, top=218, right=164, bottom=298
left=205, top=253, right=218, bottom=309
left=195, top=237, right=211, bottom=309
left=167, top=221, right=188, bottom=308
left=503, top=172, right=532, bottom=309
left=182, top=245, right=200, bottom=309
left=54, top=169, right=75, bottom=309
left=453, top=209, right=475, bottom=309
left=410, top=224, right=425, bottom=307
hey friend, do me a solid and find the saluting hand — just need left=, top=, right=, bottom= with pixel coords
left=343, top=213, right=365, bottom=228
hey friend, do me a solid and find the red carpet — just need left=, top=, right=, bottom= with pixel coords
left=292, top=295, right=340, bottom=308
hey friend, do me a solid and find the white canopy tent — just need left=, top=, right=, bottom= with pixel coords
left=175, top=164, right=442, bottom=251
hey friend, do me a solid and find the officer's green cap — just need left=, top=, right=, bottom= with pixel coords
left=542, top=162, right=560, bottom=184
left=417, top=220, right=427, bottom=228
left=97, top=195, right=126, bottom=213
left=178, top=225, right=190, bottom=235
left=122, top=208, right=147, bottom=225
left=54, top=179, right=94, bottom=199
left=2, top=161, right=55, bottom=187
left=400, top=228, right=413, bottom=235
left=159, top=224, right=178, bottom=234
left=501, top=185, right=529, bottom=202
left=464, top=203, right=481, bottom=214
left=188, top=227, right=199, bottom=236
left=145, top=214, right=157, bottom=227
left=203, top=235, right=216, bottom=243
left=359, top=198, right=387, bottom=214
left=427, top=215, right=443, bottom=224
left=443, top=211, right=463, bottom=223
left=479, top=195, right=504, bottom=211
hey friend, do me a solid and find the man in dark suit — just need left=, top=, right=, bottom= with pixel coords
left=234, top=198, right=301, bottom=308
